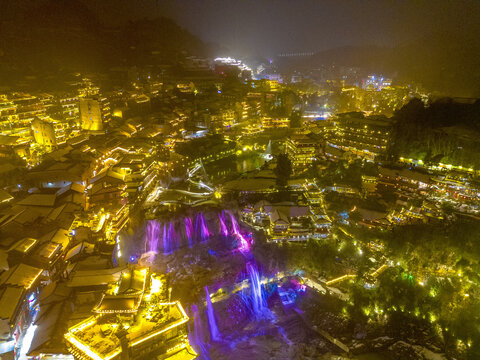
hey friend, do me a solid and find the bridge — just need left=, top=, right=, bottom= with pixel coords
left=143, top=160, right=218, bottom=209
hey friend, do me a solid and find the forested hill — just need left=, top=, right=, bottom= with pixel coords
left=389, top=98, right=480, bottom=169
left=0, top=0, right=209, bottom=83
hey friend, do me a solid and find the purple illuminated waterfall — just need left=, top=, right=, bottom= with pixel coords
left=227, top=211, right=249, bottom=252
left=195, top=213, right=202, bottom=242
left=168, top=222, right=177, bottom=251
left=185, top=217, right=194, bottom=247
left=196, top=213, right=209, bottom=242
left=205, top=286, right=220, bottom=341
left=162, top=223, right=170, bottom=255
left=219, top=211, right=228, bottom=236
left=246, top=261, right=268, bottom=318
left=190, top=305, right=210, bottom=359
left=227, top=210, right=240, bottom=234
left=145, top=220, right=160, bottom=253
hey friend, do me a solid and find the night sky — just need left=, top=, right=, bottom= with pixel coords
left=82, top=0, right=480, bottom=57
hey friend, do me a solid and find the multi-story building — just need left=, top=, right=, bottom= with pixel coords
left=0, top=96, right=17, bottom=134
left=58, top=93, right=80, bottom=124
left=362, top=75, right=392, bottom=91
left=65, top=268, right=196, bottom=360
left=0, top=93, right=46, bottom=139
left=31, top=118, right=57, bottom=150
left=285, top=135, right=317, bottom=170
left=331, top=113, right=393, bottom=160
left=13, top=93, right=46, bottom=125
left=221, top=109, right=236, bottom=128
left=79, top=97, right=111, bottom=133
left=261, top=117, right=290, bottom=129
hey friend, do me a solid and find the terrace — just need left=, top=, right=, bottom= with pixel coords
left=65, top=268, right=196, bottom=360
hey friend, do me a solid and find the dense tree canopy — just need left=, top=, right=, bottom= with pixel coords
left=390, top=98, right=480, bottom=168
left=274, top=153, right=292, bottom=188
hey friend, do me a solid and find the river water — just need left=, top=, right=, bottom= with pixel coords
left=205, top=152, right=266, bottom=184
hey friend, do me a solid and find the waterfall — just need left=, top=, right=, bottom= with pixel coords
left=185, top=217, right=194, bottom=247
left=145, top=220, right=160, bottom=254
left=246, top=261, right=268, bottom=319
left=168, top=222, right=177, bottom=251
left=163, top=223, right=170, bottom=255
left=190, top=305, right=210, bottom=359
left=219, top=211, right=228, bottom=236
left=227, top=210, right=249, bottom=252
left=199, top=213, right=210, bottom=242
left=205, top=286, right=220, bottom=342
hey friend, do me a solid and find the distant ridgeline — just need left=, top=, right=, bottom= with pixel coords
left=389, top=98, right=480, bottom=169
left=0, top=0, right=209, bottom=82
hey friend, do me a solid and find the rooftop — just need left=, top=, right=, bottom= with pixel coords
left=0, top=263, right=43, bottom=289
left=65, top=268, right=194, bottom=360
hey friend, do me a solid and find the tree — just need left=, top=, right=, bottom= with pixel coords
left=289, top=111, right=302, bottom=128
left=274, top=153, right=292, bottom=188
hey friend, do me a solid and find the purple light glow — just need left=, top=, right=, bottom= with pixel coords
left=168, top=222, right=177, bottom=251
left=190, top=304, right=210, bottom=359
left=185, top=217, right=194, bottom=247
left=227, top=210, right=250, bottom=252
left=145, top=220, right=160, bottom=254
left=219, top=211, right=228, bottom=236
left=205, top=286, right=220, bottom=342
left=197, top=212, right=210, bottom=242
left=163, top=223, right=170, bottom=255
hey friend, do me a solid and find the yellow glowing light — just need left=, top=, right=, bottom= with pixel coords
left=96, top=214, right=106, bottom=232
left=26, top=269, right=43, bottom=290
left=150, top=276, right=162, bottom=295
left=20, top=238, right=37, bottom=253
left=65, top=334, right=104, bottom=360
left=326, top=274, right=356, bottom=286
left=47, top=244, right=61, bottom=258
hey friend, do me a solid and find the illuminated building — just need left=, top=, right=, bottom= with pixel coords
left=331, top=113, right=393, bottom=160
left=0, top=263, right=43, bottom=347
left=78, top=78, right=100, bottom=98
left=362, top=175, right=378, bottom=194
left=378, top=167, right=431, bottom=195
left=88, top=169, right=127, bottom=208
left=213, top=57, right=252, bottom=75
left=285, top=135, right=316, bottom=171
left=32, top=118, right=57, bottom=150
left=0, top=93, right=45, bottom=139
left=362, top=75, right=392, bottom=91
left=176, top=82, right=196, bottom=93
left=265, top=80, right=280, bottom=92
left=249, top=202, right=315, bottom=242
left=79, top=97, right=111, bottom=133
left=65, top=268, right=197, bottom=360
left=221, top=109, right=236, bottom=128
left=0, top=96, right=18, bottom=134
left=129, top=94, right=151, bottom=115
left=261, top=117, right=290, bottom=129
left=59, top=93, right=80, bottom=123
